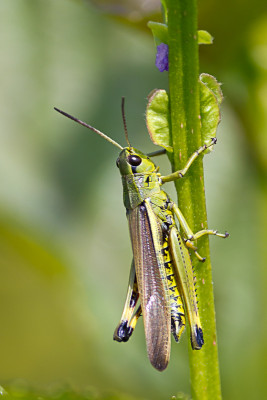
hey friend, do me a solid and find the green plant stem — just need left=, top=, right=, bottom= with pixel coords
left=167, top=1, right=222, bottom=399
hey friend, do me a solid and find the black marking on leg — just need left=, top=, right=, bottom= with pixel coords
left=191, top=325, right=204, bottom=350
left=129, top=292, right=139, bottom=308
left=161, top=246, right=169, bottom=255
left=166, top=215, right=173, bottom=225
left=140, top=202, right=146, bottom=213
left=161, top=222, right=169, bottom=234
left=167, top=273, right=174, bottom=278
left=171, top=319, right=179, bottom=343
left=113, top=321, right=133, bottom=343
left=164, top=260, right=172, bottom=267
left=164, top=199, right=171, bottom=210
left=169, top=285, right=177, bottom=293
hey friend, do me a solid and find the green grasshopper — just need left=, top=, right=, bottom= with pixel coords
left=55, top=100, right=228, bottom=371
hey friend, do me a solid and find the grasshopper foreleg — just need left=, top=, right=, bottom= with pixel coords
left=161, top=138, right=217, bottom=184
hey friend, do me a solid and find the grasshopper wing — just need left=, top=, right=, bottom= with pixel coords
left=128, top=199, right=171, bottom=371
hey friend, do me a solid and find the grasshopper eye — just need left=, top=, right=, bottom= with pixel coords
left=116, top=158, right=120, bottom=168
left=128, top=154, right=142, bottom=166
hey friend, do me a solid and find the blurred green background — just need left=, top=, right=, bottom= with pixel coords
left=0, top=0, right=266, bottom=399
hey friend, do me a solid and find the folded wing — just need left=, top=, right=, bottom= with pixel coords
left=128, top=200, right=171, bottom=371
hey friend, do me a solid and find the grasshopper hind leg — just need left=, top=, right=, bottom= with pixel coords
left=169, top=227, right=204, bottom=350
left=113, top=260, right=141, bottom=342
left=114, top=306, right=142, bottom=342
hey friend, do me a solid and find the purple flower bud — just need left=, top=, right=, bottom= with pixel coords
left=155, top=43, right=169, bottom=72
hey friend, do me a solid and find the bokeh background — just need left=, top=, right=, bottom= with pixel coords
left=0, top=0, right=266, bottom=399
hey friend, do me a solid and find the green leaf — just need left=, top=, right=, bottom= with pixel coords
left=199, top=73, right=223, bottom=152
left=171, top=393, right=190, bottom=400
left=200, top=73, right=223, bottom=104
left=197, top=30, right=213, bottom=44
left=146, top=75, right=222, bottom=155
left=146, top=89, right=172, bottom=152
left=147, top=21, right=168, bottom=45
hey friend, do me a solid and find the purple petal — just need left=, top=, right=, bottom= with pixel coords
left=155, top=43, right=169, bottom=72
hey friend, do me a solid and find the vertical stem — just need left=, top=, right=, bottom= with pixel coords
left=167, top=1, right=222, bottom=399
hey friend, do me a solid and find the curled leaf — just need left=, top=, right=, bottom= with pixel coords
left=145, top=75, right=222, bottom=155
left=146, top=89, right=172, bottom=152
left=200, top=73, right=223, bottom=105
left=199, top=73, right=223, bottom=152
left=198, top=30, right=214, bottom=45
left=147, top=21, right=168, bottom=45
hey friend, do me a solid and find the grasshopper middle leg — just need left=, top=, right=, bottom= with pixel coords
left=171, top=204, right=229, bottom=261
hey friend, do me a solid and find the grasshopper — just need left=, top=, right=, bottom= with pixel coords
left=55, top=99, right=228, bottom=371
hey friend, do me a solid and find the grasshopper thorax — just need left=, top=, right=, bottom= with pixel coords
left=116, top=148, right=157, bottom=176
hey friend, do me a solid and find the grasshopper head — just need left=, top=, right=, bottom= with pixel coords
left=116, top=148, right=156, bottom=176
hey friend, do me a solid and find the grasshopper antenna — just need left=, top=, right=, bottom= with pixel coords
left=121, top=97, right=131, bottom=148
left=54, top=107, right=124, bottom=150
